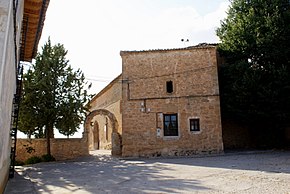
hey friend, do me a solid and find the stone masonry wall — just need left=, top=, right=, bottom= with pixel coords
left=89, top=115, right=113, bottom=150
left=120, top=46, right=224, bottom=157
left=89, top=75, right=122, bottom=134
left=16, top=138, right=89, bottom=162
left=88, top=75, right=122, bottom=152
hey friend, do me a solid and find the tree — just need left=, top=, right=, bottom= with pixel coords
left=19, top=38, right=91, bottom=154
left=216, top=0, right=290, bottom=147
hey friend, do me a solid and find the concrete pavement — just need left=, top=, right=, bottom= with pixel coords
left=4, top=150, right=290, bottom=194
left=4, top=166, right=37, bottom=194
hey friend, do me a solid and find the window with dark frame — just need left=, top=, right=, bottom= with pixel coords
left=190, top=118, right=200, bottom=132
left=166, top=80, right=173, bottom=93
left=164, top=114, right=178, bottom=136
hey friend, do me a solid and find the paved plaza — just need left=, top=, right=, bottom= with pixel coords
left=5, top=150, right=290, bottom=194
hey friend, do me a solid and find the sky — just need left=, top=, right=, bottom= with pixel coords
left=39, top=0, right=230, bottom=95
left=21, top=0, right=230, bottom=138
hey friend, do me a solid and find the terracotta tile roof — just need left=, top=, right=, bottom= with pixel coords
left=120, top=43, right=218, bottom=56
left=21, top=0, right=50, bottom=62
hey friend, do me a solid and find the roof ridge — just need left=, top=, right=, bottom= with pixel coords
left=120, top=43, right=218, bottom=55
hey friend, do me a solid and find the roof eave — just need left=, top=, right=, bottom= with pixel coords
left=21, top=0, right=50, bottom=62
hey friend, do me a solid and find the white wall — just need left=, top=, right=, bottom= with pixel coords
left=0, top=0, right=24, bottom=192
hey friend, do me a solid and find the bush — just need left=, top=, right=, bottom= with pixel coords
left=14, top=160, right=24, bottom=166
left=41, top=154, right=55, bottom=162
left=24, top=154, right=55, bottom=165
left=25, top=156, right=42, bottom=164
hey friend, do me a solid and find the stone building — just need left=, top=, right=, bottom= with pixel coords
left=0, top=0, right=49, bottom=192
left=86, top=75, right=122, bottom=155
left=86, top=44, right=224, bottom=157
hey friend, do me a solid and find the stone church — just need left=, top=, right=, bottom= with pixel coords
left=86, top=44, right=224, bottom=157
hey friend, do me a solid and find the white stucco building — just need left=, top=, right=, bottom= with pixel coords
left=0, top=0, right=49, bottom=192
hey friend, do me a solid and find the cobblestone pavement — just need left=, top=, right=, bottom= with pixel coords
left=5, top=150, right=290, bottom=194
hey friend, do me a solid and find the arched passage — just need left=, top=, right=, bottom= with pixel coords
left=84, top=109, right=122, bottom=156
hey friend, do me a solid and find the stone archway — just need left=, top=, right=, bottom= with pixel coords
left=84, top=109, right=122, bottom=156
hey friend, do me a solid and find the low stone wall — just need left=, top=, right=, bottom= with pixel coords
left=16, top=138, right=89, bottom=162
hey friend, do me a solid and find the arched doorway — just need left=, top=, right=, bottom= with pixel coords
left=84, top=109, right=122, bottom=156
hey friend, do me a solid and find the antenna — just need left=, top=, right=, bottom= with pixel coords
left=181, top=39, right=189, bottom=46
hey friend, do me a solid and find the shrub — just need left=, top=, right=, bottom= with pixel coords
left=25, top=156, right=42, bottom=164
left=41, top=154, right=55, bottom=162
left=14, top=160, right=24, bottom=166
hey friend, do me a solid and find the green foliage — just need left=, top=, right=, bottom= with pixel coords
left=24, top=154, right=55, bottom=165
left=25, top=156, right=42, bottom=165
left=19, top=38, right=91, bottom=139
left=217, top=0, right=290, bottom=64
left=15, top=160, right=25, bottom=166
left=41, top=154, right=56, bottom=162
left=216, top=0, right=290, bottom=146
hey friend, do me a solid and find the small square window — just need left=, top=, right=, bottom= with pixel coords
left=190, top=118, right=200, bottom=132
left=166, top=81, right=173, bottom=93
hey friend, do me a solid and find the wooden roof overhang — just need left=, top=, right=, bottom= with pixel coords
left=21, top=0, right=50, bottom=62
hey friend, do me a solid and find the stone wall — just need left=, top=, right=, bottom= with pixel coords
left=120, top=46, right=224, bottom=157
left=89, top=75, right=122, bottom=133
left=88, top=75, right=122, bottom=152
left=89, top=115, right=113, bottom=150
left=0, top=0, right=24, bottom=192
left=16, top=138, right=89, bottom=162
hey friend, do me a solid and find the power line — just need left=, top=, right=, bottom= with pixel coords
left=85, top=78, right=111, bottom=83
left=85, top=64, right=216, bottom=84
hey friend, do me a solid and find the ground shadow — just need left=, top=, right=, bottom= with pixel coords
left=141, top=150, right=290, bottom=174
left=4, top=168, right=37, bottom=194
left=18, top=152, right=211, bottom=193
left=9, top=150, right=290, bottom=194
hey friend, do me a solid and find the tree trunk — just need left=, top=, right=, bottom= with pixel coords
left=48, top=127, right=54, bottom=138
left=46, top=128, right=51, bottom=155
left=46, top=124, right=54, bottom=155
